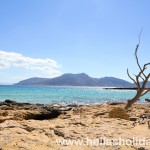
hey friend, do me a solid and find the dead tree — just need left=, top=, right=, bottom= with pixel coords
left=125, top=32, right=150, bottom=110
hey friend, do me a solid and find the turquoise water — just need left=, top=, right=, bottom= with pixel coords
left=0, top=85, right=149, bottom=104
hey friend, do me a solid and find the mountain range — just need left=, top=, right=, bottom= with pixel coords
left=14, top=73, right=137, bottom=87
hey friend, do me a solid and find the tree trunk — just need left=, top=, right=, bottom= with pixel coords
left=124, top=90, right=143, bottom=110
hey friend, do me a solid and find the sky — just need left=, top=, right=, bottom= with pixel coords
left=0, top=0, right=150, bottom=84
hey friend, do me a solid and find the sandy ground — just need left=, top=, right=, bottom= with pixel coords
left=0, top=103, right=150, bottom=150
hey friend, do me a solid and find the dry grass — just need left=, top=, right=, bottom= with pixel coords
left=109, top=107, right=130, bottom=120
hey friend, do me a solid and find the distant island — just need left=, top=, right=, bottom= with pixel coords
left=13, top=73, right=149, bottom=87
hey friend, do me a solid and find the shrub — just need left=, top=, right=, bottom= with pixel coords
left=109, top=107, right=129, bottom=120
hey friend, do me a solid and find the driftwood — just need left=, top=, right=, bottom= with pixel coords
left=125, top=31, right=150, bottom=109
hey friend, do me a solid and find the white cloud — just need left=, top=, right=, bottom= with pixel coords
left=0, top=50, right=61, bottom=77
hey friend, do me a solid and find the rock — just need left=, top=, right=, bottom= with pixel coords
left=4, top=99, right=17, bottom=104
left=24, top=109, right=61, bottom=120
left=0, top=100, right=62, bottom=122
left=17, top=142, right=31, bottom=150
left=4, top=99, right=33, bottom=106
left=137, top=147, right=147, bottom=150
left=144, top=109, right=150, bottom=113
left=94, top=112, right=105, bottom=117
left=0, top=118, right=7, bottom=123
left=45, top=131, right=52, bottom=137
left=130, top=117, right=139, bottom=121
left=43, top=105, right=72, bottom=111
left=0, top=111, right=8, bottom=116
left=51, top=104, right=62, bottom=108
left=23, top=125, right=35, bottom=132
left=55, top=125, right=64, bottom=128
left=54, top=129, right=65, bottom=137
left=67, top=104, right=79, bottom=107
left=0, top=106, right=15, bottom=110
left=59, top=107, right=72, bottom=111
left=0, top=116, right=14, bottom=123
left=142, top=113, right=150, bottom=119
left=107, top=102, right=125, bottom=105
left=145, top=98, right=150, bottom=102
left=70, top=121, right=87, bottom=127
left=0, top=102, right=6, bottom=106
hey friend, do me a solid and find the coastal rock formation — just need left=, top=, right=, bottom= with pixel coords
left=0, top=100, right=62, bottom=122
left=0, top=100, right=149, bottom=150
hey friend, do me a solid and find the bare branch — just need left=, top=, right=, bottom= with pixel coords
left=135, top=44, right=141, bottom=70
left=135, top=31, right=142, bottom=70
left=141, top=90, right=149, bottom=96
left=127, top=68, right=139, bottom=89
left=142, top=73, right=150, bottom=88
left=139, top=75, right=145, bottom=81
left=136, top=62, right=150, bottom=82
left=134, top=73, right=144, bottom=81
left=143, top=62, right=150, bottom=68
left=134, top=29, right=147, bottom=78
left=136, top=75, right=141, bottom=89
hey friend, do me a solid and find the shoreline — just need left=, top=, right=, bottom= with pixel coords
left=0, top=99, right=149, bottom=106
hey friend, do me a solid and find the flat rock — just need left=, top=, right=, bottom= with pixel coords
left=129, top=117, right=139, bottom=121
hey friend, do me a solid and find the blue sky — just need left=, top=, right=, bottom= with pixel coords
left=0, top=0, right=150, bottom=84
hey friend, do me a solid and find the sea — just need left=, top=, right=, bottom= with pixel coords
left=0, top=85, right=149, bottom=105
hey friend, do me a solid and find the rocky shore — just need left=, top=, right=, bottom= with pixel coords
left=0, top=100, right=150, bottom=150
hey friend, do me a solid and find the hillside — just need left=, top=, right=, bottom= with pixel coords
left=14, top=77, right=49, bottom=85
left=97, top=77, right=133, bottom=87
left=14, top=73, right=134, bottom=87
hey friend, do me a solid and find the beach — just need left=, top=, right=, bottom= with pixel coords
left=1, top=1, right=150, bottom=150
left=0, top=100, right=149, bottom=150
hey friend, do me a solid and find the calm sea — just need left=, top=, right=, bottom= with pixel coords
left=0, top=85, right=149, bottom=105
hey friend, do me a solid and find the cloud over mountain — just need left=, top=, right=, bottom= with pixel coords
left=0, top=50, right=61, bottom=77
